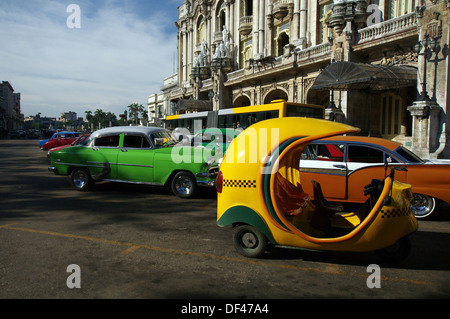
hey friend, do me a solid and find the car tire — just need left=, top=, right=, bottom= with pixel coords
left=375, top=236, right=411, bottom=264
left=171, top=171, right=197, bottom=199
left=233, top=225, right=268, bottom=258
left=410, top=193, right=438, bottom=219
left=70, top=168, right=93, bottom=191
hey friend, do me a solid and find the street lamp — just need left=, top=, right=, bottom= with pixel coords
left=414, top=33, right=439, bottom=101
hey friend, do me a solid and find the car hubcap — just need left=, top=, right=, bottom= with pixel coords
left=242, top=232, right=258, bottom=249
left=175, top=176, right=193, bottom=195
left=73, top=171, right=87, bottom=189
left=410, top=194, right=434, bottom=218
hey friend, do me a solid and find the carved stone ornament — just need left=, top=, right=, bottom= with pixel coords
left=426, top=12, right=442, bottom=39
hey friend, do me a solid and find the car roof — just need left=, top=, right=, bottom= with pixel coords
left=317, top=135, right=402, bottom=151
left=90, top=126, right=166, bottom=138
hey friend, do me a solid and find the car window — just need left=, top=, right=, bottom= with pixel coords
left=347, top=145, right=383, bottom=163
left=123, top=135, right=150, bottom=148
left=150, top=131, right=178, bottom=147
left=307, top=143, right=345, bottom=161
left=396, top=146, right=423, bottom=163
left=94, top=135, right=120, bottom=147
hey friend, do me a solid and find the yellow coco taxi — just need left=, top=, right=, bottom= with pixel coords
left=216, top=118, right=418, bottom=263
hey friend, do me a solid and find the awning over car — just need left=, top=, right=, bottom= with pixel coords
left=310, top=61, right=417, bottom=91
left=175, top=99, right=212, bottom=112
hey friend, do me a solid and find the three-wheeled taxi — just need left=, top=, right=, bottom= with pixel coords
left=216, top=118, right=418, bottom=263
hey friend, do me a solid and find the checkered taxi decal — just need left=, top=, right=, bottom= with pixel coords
left=380, top=208, right=410, bottom=218
left=224, top=179, right=257, bottom=188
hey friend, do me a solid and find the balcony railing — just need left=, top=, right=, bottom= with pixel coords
left=239, top=16, right=253, bottom=36
left=272, top=0, right=293, bottom=20
left=358, top=12, right=417, bottom=43
left=297, top=42, right=331, bottom=63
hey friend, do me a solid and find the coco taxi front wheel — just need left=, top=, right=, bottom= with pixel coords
left=233, top=225, right=268, bottom=258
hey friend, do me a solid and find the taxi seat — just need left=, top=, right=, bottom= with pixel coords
left=274, top=172, right=310, bottom=216
left=310, top=180, right=344, bottom=231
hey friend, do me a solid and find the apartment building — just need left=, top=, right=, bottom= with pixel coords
left=0, top=81, right=22, bottom=134
left=149, top=0, right=450, bottom=159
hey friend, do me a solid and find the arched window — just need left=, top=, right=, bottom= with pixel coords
left=233, top=95, right=251, bottom=107
left=274, top=23, right=290, bottom=56
left=216, top=0, right=226, bottom=32
left=197, top=16, right=206, bottom=44
left=277, top=33, right=289, bottom=56
left=264, top=89, right=289, bottom=104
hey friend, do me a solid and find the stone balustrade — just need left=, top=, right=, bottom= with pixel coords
left=358, top=12, right=417, bottom=43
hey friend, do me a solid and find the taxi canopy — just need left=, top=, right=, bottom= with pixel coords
left=223, top=117, right=360, bottom=169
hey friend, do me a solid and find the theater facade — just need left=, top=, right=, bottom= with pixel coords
left=148, top=0, right=450, bottom=159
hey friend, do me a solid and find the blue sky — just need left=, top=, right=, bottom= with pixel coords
left=0, top=0, right=183, bottom=118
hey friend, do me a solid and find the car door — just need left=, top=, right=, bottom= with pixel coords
left=88, top=133, right=120, bottom=180
left=116, top=133, right=155, bottom=183
left=346, top=144, right=407, bottom=202
left=300, top=142, right=347, bottom=200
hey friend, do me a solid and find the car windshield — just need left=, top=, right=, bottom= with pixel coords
left=150, top=130, right=178, bottom=147
left=396, top=146, right=424, bottom=163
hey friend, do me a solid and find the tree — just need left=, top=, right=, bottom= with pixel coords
left=126, top=103, right=145, bottom=125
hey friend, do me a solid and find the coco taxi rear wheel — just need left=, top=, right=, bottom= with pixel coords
left=375, top=237, right=411, bottom=264
left=233, top=225, right=268, bottom=258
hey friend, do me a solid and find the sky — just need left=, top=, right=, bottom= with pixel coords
left=0, top=0, right=184, bottom=118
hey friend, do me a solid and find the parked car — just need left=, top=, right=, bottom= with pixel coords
left=47, top=134, right=90, bottom=157
left=299, top=135, right=450, bottom=219
left=48, top=126, right=217, bottom=198
left=40, top=131, right=82, bottom=149
left=9, top=130, right=26, bottom=139
left=26, top=129, right=41, bottom=139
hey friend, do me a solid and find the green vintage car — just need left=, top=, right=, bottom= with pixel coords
left=48, top=126, right=217, bottom=198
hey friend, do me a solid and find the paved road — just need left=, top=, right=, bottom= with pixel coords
left=0, top=139, right=449, bottom=306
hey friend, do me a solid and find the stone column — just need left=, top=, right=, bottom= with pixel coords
left=407, top=100, right=441, bottom=159
left=291, top=0, right=300, bottom=43
left=258, top=0, right=265, bottom=57
left=253, top=0, right=260, bottom=58
left=299, top=0, right=307, bottom=48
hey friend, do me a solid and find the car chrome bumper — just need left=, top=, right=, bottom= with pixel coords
left=197, top=180, right=216, bottom=187
left=196, top=166, right=219, bottom=178
left=48, top=166, right=57, bottom=174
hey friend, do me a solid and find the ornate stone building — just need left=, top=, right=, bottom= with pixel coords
left=148, top=0, right=450, bottom=159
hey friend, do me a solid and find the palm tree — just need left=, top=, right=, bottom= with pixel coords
left=127, top=103, right=145, bottom=125
left=85, top=111, right=93, bottom=130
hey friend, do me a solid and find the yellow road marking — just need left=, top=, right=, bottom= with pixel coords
left=0, top=223, right=441, bottom=288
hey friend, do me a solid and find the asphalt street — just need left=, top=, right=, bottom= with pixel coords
left=0, top=139, right=449, bottom=307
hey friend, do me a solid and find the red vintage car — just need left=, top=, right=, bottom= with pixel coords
left=41, top=132, right=83, bottom=150
left=47, top=134, right=90, bottom=156
left=300, top=136, right=450, bottom=219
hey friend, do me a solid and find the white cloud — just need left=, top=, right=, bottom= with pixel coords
left=0, top=0, right=179, bottom=118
